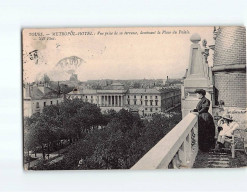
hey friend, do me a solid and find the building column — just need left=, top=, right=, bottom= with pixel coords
left=122, top=95, right=124, bottom=106
left=115, top=96, right=118, bottom=107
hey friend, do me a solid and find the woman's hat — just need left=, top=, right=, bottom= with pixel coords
left=222, top=114, right=233, bottom=121
left=194, top=89, right=206, bottom=96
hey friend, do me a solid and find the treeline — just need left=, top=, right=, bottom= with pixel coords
left=24, top=99, right=104, bottom=160
left=24, top=99, right=181, bottom=170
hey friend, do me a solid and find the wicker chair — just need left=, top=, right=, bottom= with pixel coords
left=224, top=128, right=247, bottom=158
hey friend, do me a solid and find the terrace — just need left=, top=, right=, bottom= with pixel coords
left=131, top=113, right=247, bottom=169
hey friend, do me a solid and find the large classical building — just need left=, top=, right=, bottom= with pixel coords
left=23, top=82, right=63, bottom=117
left=67, top=82, right=181, bottom=116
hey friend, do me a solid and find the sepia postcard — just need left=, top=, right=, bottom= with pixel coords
left=22, top=26, right=247, bottom=170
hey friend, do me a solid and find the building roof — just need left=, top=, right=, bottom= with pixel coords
left=68, top=89, right=98, bottom=95
left=102, top=82, right=125, bottom=90
left=66, top=86, right=179, bottom=96
left=30, top=86, right=44, bottom=99
left=159, top=87, right=180, bottom=93
left=28, top=85, right=62, bottom=100
left=81, top=89, right=98, bottom=94
left=97, top=89, right=127, bottom=94
left=128, top=88, right=161, bottom=94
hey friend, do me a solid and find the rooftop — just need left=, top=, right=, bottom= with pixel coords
left=128, top=88, right=161, bottom=94
left=25, top=84, right=62, bottom=100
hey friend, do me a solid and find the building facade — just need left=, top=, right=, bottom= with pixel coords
left=23, top=83, right=63, bottom=117
left=67, top=83, right=181, bottom=116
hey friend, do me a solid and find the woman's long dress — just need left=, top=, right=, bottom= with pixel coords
left=193, top=97, right=215, bottom=152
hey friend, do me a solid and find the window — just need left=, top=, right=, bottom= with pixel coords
left=145, top=108, right=147, bottom=111
left=150, top=96, right=152, bottom=99
left=91, top=96, right=93, bottom=99
left=150, top=108, right=153, bottom=112
left=134, top=100, right=136, bottom=105
left=36, top=102, right=39, bottom=108
left=145, top=100, right=148, bottom=106
left=127, top=100, right=130, bottom=105
left=155, top=96, right=158, bottom=99
left=44, top=102, right=46, bottom=107
left=134, top=95, right=136, bottom=98
left=145, top=96, right=147, bottom=99
left=128, top=95, right=130, bottom=98
left=141, top=95, right=142, bottom=98
left=155, top=100, right=158, bottom=106
left=156, top=108, right=158, bottom=111
left=50, top=101, right=52, bottom=105
left=150, top=100, right=153, bottom=106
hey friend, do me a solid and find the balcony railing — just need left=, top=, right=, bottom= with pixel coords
left=131, top=113, right=198, bottom=169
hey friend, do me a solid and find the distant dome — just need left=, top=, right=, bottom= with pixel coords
left=213, top=26, right=246, bottom=67
left=111, top=82, right=124, bottom=90
left=190, top=33, right=201, bottom=44
left=70, top=73, right=78, bottom=82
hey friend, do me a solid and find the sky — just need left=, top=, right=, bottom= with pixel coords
left=23, top=26, right=214, bottom=82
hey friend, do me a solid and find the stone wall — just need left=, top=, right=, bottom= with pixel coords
left=213, top=26, right=246, bottom=108
left=214, top=26, right=246, bottom=66
left=214, top=71, right=246, bottom=108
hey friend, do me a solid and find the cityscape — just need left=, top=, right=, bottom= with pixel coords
left=23, top=26, right=247, bottom=170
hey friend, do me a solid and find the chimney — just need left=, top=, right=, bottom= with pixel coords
left=24, top=83, right=32, bottom=99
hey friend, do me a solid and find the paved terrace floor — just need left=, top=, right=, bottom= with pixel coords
left=193, top=149, right=247, bottom=168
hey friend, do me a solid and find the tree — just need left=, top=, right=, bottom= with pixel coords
left=102, top=109, right=117, bottom=125
left=26, top=99, right=182, bottom=170
left=24, top=113, right=57, bottom=160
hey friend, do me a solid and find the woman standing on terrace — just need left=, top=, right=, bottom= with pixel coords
left=192, top=89, right=215, bottom=152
